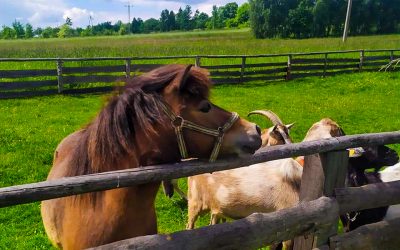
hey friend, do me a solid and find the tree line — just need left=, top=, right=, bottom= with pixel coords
left=0, top=2, right=249, bottom=39
left=249, top=0, right=400, bottom=39
left=2, top=1, right=400, bottom=40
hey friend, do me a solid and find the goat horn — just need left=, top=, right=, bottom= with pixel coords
left=248, top=110, right=284, bottom=126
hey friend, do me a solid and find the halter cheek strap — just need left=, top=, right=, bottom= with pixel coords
left=159, top=101, right=239, bottom=162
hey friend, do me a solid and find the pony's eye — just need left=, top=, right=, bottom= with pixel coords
left=199, top=101, right=212, bottom=113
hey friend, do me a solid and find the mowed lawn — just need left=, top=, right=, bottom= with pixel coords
left=0, top=71, right=399, bottom=248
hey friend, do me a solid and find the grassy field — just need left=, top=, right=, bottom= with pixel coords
left=0, top=30, right=400, bottom=248
left=1, top=71, right=400, bottom=248
left=0, top=29, right=400, bottom=59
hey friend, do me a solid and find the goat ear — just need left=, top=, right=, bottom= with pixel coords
left=286, top=123, right=295, bottom=130
left=176, top=65, right=193, bottom=92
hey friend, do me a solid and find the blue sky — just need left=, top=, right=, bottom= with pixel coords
left=0, top=0, right=247, bottom=28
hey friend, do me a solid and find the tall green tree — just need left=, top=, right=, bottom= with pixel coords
left=131, top=18, right=144, bottom=33
left=143, top=18, right=160, bottom=33
left=210, top=5, right=221, bottom=29
left=12, top=20, right=25, bottom=39
left=25, top=23, right=33, bottom=38
left=168, top=11, right=176, bottom=30
left=193, top=10, right=209, bottom=29
left=1, top=26, right=16, bottom=39
left=219, top=2, right=238, bottom=26
left=176, top=5, right=192, bottom=30
left=236, top=2, right=250, bottom=26
left=160, top=9, right=170, bottom=32
left=287, top=0, right=313, bottom=38
left=313, top=0, right=331, bottom=37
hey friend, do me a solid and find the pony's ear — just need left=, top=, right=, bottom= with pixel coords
left=176, top=65, right=193, bottom=92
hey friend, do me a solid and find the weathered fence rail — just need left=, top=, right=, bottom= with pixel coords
left=0, top=49, right=399, bottom=99
left=0, top=130, right=399, bottom=249
left=89, top=187, right=400, bottom=250
left=1, top=131, right=400, bottom=208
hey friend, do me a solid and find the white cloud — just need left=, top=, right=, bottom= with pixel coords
left=0, top=0, right=248, bottom=28
left=62, top=7, right=95, bottom=27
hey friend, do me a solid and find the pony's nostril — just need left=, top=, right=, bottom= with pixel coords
left=255, top=125, right=262, bottom=136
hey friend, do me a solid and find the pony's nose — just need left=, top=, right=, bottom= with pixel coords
left=240, top=134, right=262, bottom=154
left=255, top=125, right=262, bottom=136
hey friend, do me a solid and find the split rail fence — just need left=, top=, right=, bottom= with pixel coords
left=1, top=131, right=400, bottom=249
left=0, top=49, right=399, bottom=99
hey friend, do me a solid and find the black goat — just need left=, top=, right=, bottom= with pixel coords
left=341, top=145, right=399, bottom=231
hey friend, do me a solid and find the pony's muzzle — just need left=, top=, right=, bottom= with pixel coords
left=237, top=132, right=262, bottom=155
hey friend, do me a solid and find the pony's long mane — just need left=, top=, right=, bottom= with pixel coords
left=65, top=65, right=211, bottom=177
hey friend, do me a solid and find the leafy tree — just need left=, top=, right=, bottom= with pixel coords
left=210, top=5, right=221, bottom=29
left=236, top=2, right=250, bottom=26
left=313, top=0, right=331, bottom=36
left=1, top=26, right=16, bottom=39
left=376, top=0, right=400, bottom=34
left=287, top=0, right=313, bottom=38
left=118, top=24, right=128, bottom=35
left=12, top=20, right=25, bottom=39
left=226, top=18, right=238, bottom=28
left=58, top=24, right=73, bottom=38
left=25, top=23, right=33, bottom=38
left=131, top=18, right=144, bottom=33
left=160, top=9, right=173, bottom=32
left=41, top=27, right=53, bottom=38
left=168, top=11, right=176, bottom=30
left=65, top=17, right=73, bottom=26
left=34, top=27, right=43, bottom=37
left=80, top=27, right=93, bottom=36
left=219, top=2, right=238, bottom=25
left=143, top=18, right=160, bottom=33
left=193, top=11, right=209, bottom=29
left=176, top=5, right=192, bottom=30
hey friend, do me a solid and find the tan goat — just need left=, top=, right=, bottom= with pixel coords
left=187, top=110, right=296, bottom=229
left=187, top=117, right=344, bottom=229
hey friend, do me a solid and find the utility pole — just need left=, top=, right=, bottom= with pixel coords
left=89, top=15, right=93, bottom=28
left=342, top=0, right=352, bottom=42
left=124, top=3, right=134, bottom=34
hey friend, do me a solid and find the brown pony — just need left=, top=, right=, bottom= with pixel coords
left=41, top=65, right=261, bottom=249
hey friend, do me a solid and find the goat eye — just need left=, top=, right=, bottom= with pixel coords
left=199, top=101, right=212, bottom=113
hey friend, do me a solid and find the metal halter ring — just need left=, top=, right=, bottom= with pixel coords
left=171, top=116, right=184, bottom=128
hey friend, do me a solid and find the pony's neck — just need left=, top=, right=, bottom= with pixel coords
left=135, top=126, right=181, bottom=167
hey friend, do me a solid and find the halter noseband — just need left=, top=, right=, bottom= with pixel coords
left=159, top=101, right=239, bottom=162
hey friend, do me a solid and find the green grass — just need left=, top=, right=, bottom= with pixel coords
left=1, top=71, right=399, bottom=248
left=0, top=29, right=399, bottom=58
left=0, top=30, right=400, bottom=248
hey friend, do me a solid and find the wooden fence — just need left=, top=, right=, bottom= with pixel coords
left=0, top=49, right=399, bottom=99
left=1, top=131, right=400, bottom=250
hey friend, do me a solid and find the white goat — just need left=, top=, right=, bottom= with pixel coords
left=380, top=162, right=400, bottom=220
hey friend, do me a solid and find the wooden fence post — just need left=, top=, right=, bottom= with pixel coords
left=286, top=54, right=292, bottom=80
left=56, top=59, right=63, bottom=93
left=293, top=150, right=348, bottom=250
left=195, top=56, right=201, bottom=67
left=240, top=56, right=246, bottom=83
left=390, top=50, right=394, bottom=61
left=125, top=59, right=131, bottom=79
left=323, top=53, right=328, bottom=77
left=359, top=50, right=364, bottom=72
